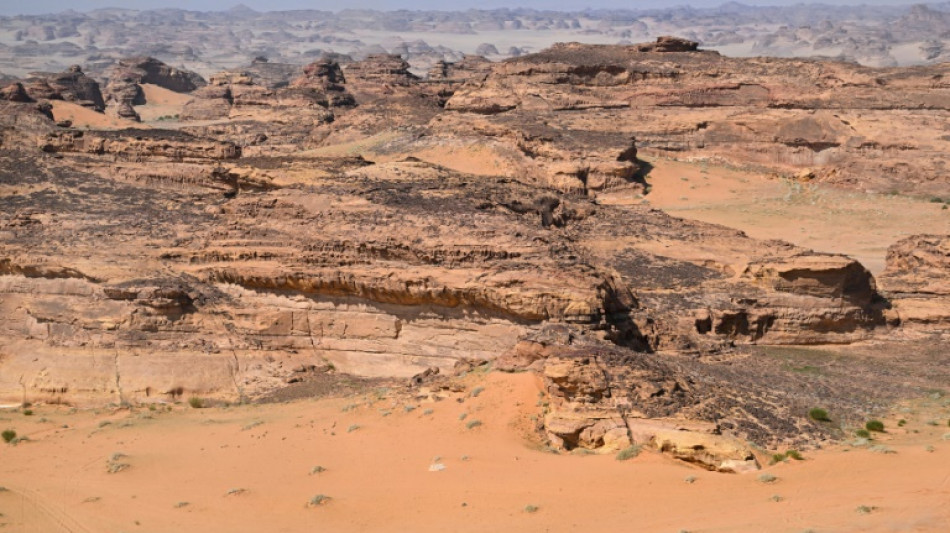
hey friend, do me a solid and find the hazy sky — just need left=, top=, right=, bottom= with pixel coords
left=0, top=0, right=934, bottom=16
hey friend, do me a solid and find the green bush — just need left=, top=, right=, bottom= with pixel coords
left=188, top=397, right=205, bottom=409
left=22, top=409, right=33, bottom=416
left=1, top=430, right=15, bottom=443
left=855, top=429, right=871, bottom=438
left=785, top=449, right=804, bottom=461
left=465, top=419, right=483, bottom=430
left=865, top=420, right=885, bottom=433
left=615, top=444, right=642, bottom=461
left=808, top=408, right=830, bottom=422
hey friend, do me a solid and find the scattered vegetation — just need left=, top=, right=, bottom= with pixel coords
left=22, top=409, right=33, bottom=416
left=758, top=473, right=778, bottom=483
left=808, top=408, right=830, bottom=422
left=856, top=505, right=876, bottom=514
left=470, top=386, right=485, bottom=398
left=458, top=413, right=468, bottom=421
left=1, top=429, right=15, bottom=443
left=346, top=424, right=361, bottom=433
left=865, top=420, right=885, bottom=433
left=771, top=494, right=784, bottom=502
left=188, top=397, right=206, bottom=409
left=225, top=488, right=246, bottom=496
left=310, top=466, right=326, bottom=475
left=897, top=419, right=907, bottom=427
left=404, top=405, right=416, bottom=413
left=465, top=419, right=483, bottom=430
left=241, top=420, right=264, bottom=431
left=524, top=504, right=539, bottom=513
left=615, top=444, right=642, bottom=461
left=341, top=403, right=357, bottom=413
left=308, top=494, right=331, bottom=507
left=107, top=461, right=130, bottom=474
left=785, top=449, right=804, bottom=461
left=855, top=429, right=871, bottom=439
left=422, top=409, right=434, bottom=416
left=684, top=476, right=697, bottom=484
left=174, top=501, right=189, bottom=508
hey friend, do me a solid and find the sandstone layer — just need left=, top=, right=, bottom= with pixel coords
left=1, top=41, right=947, bottom=467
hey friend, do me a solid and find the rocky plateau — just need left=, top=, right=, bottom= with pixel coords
left=1, top=37, right=948, bottom=471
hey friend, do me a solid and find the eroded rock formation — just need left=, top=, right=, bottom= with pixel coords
left=0, top=40, right=947, bottom=469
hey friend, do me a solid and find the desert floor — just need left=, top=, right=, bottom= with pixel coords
left=607, top=155, right=950, bottom=275
left=2, top=369, right=950, bottom=533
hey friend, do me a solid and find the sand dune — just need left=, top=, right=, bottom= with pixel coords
left=49, top=101, right=146, bottom=131
left=2, top=372, right=949, bottom=532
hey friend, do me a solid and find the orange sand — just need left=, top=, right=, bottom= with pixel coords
left=49, top=101, right=146, bottom=130
left=2, top=372, right=949, bottom=532
left=600, top=157, right=950, bottom=274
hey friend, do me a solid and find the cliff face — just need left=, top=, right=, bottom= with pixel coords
left=879, top=235, right=950, bottom=330
left=0, top=142, right=886, bottom=408
left=0, top=40, right=946, bottom=466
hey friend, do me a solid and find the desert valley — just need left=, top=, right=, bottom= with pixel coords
left=1, top=2, right=949, bottom=532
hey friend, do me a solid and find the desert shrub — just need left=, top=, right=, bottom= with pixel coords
left=22, top=410, right=33, bottom=416
left=346, top=424, right=360, bottom=433
left=865, top=420, right=885, bottom=433
left=188, top=397, right=205, bottom=409
left=465, top=419, right=483, bottom=430
left=855, top=429, right=871, bottom=438
left=785, top=450, right=804, bottom=460
left=615, top=444, right=642, bottom=461
left=107, top=462, right=130, bottom=474
left=770, top=453, right=787, bottom=465
left=470, top=386, right=485, bottom=398
left=524, top=504, right=539, bottom=513
left=897, top=419, right=906, bottom=427
left=808, top=408, right=830, bottom=422
left=758, top=473, right=778, bottom=483
left=310, top=465, right=326, bottom=475
left=308, top=494, right=330, bottom=507
left=1, top=430, right=15, bottom=443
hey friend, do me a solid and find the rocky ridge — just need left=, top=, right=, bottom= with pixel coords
left=0, top=40, right=948, bottom=470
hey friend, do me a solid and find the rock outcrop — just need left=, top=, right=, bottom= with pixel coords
left=443, top=40, right=950, bottom=197
left=21, top=65, right=105, bottom=111
left=1, top=40, right=947, bottom=470
left=104, top=57, right=206, bottom=121
left=879, top=235, right=950, bottom=329
left=0, top=82, right=31, bottom=103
